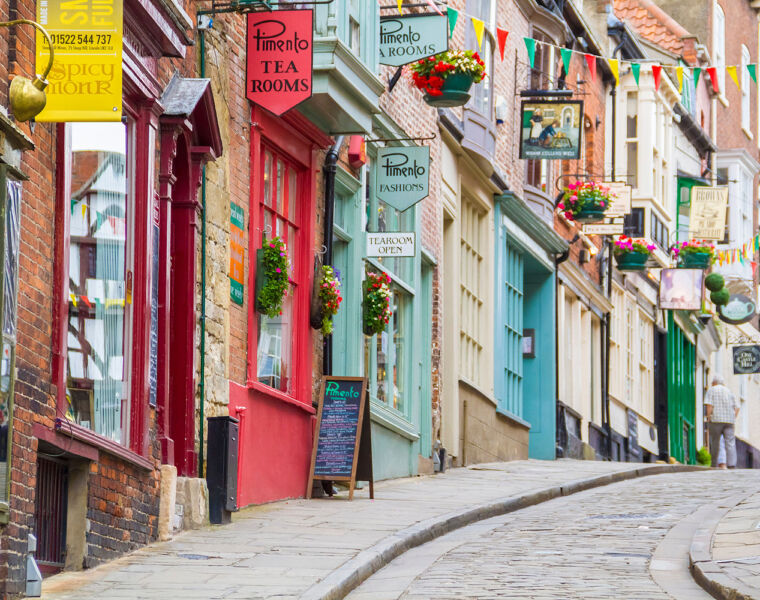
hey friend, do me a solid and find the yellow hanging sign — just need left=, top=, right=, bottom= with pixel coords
left=35, top=0, right=123, bottom=122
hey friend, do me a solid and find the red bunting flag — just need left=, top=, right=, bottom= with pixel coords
left=496, top=28, right=509, bottom=61
left=584, top=54, right=596, bottom=81
left=425, top=0, right=443, bottom=15
left=652, top=64, right=662, bottom=90
left=752, top=261, right=758, bottom=274
left=707, top=67, right=720, bottom=93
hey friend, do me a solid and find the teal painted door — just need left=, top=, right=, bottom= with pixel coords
left=495, top=242, right=524, bottom=417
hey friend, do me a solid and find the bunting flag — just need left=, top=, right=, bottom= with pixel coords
left=609, top=58, right=619, bottom=86
left=496, top=28, right=508, bottom=61
left=676, top=66, right=683, bottom=92
left=631, top=62, right=640, bottom=86
left=715, top=233, right=760, bottom=264
left=727, top=65, right=740, bottom=90
left=471, top=17, right=485, bottom=50
left=397, top=0, right=402, bottom=14
left=425, top=0, right=443, bottom=16
left=652, top=64, right=662, bottom=90
left=446, top=7, right=458, bottom=37
left=524, top=37, right=536, bottom=68
left=560, top=47, right=572, bottom=76
left=693, top=67, right=701, bottom=88
left=70, top=293, right=77, bottom=308
left=707, top=66, right=720, bottom=93
left=584, top=53, right=596, bottom=82
left=749, top=63, right=757, bottom=83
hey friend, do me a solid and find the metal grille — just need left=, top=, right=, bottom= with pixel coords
left=34, top=456, right=68, bottom=570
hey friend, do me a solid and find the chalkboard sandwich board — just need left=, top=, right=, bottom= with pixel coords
left=307, top=376, right=374, bottom=500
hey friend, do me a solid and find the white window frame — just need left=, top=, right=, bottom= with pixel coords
left=742, top=45, right=751, bottom=135
left=714, top=2, right=727, bottom=101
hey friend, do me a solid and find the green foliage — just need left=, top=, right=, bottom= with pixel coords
left=696, top=446, right=712, bottom=466
left=710, top=288, right=730, bottom=306
left=257, top=237, right=289, bottom=318
left=362, top=271, right=392, bottom=336
left=705, top=273, right=725, bottom=292
left=318, top=265, right=342, bottom=336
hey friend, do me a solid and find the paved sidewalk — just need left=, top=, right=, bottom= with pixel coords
left=41, top=460, right=692, bottom=600
left=691, top=487, right=760, bottom=599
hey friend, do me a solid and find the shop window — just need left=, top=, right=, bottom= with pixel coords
left=500, top=243, right=523, bottom=417
left=466, top=0, right=494, bottom=117
left=0, top=174, right=21, bottom=505
left=459, top=197, right=486, bottom=387
left=65, top=122, right=132, bottom=446
left=650, top=212, right=669, bottom=251
left=256, top=148, right=301, bottom=394
left=626, top=92, right=638, bottom=189
left=624, top=208, right=645, bottom=238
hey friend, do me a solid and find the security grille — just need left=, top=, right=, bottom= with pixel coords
left=34, top=456, right=68, bottom=572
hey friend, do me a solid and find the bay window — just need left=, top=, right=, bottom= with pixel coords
left=466, top=0, right=495, bottom=117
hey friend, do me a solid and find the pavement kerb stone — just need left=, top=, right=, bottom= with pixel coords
left=689, top=490, right=760, bottom=600
left=300, top=464, right=703, bottom=600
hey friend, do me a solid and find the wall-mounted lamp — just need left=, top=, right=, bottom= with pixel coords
left=0, top=19, right=54, bottom=121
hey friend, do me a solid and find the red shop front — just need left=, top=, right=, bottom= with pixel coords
left=230, top=106, right=331, bottom=506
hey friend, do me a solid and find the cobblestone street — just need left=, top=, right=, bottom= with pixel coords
left=349, top=470, right=760, bottom=600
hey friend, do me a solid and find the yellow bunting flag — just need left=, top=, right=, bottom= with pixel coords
left=676, top=66, right=683, bottom=93
left=70, top=293, right=77, bottom=308
left=727, top=65, right=740, bottom=90
left=471, top=17, right=485, bottom=50
left=609, top=59, right=619, bottom=86
left=397, top=0, right=402, bottom=13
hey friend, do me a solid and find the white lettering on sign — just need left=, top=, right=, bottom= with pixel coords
left=366, top=232, right=416, bottom=258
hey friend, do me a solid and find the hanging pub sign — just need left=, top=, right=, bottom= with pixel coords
left=376, top=146, right=430, bottom=212
left=659, top=268, right=704, bottom=311
left=719, top=293, right=757, bottom=325
left=604, top=182, right=632, bottom=217
left=733, top=345, right=760, bottom=374
left=366, top=232, right=416, bottom=257
left=519, top=100, right=583, bottom=160
left=379, top=14, right=449, bottom=66
left=246, top=10, right=313, bottom=116
left=689, top=187, right=728, bottom=240
left=36, top=0, right=123, bottom=121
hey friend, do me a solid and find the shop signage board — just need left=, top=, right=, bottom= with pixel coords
left=659, top=268, right=704, bottom=311
left=246, top=10, right=313, bottom=116
left=307, top=377, right=374, bottom=501
left=379, top=14, right=449, bottom=66
left=36, top=0, right=123, bottom=121
left=604, top=182, right=632, bottom=217
left=519, top=100, right=583, bottom=160
left=376, top=146, right=430, bottom=212
left=366, top=232, right=416, bottom=257
left=689, top=187, right=728, bottom=240
left=149, top=205, right=160, bottom=407
left=230, top=203, right=245, bottom=305
left=582, top=223, right=624, bottom=235
left=733, top=345, right=760, bottom=374
left=719, top=293, right=757, bottom=325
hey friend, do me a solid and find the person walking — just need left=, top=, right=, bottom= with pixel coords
left=705, top=375, right=740, bottom=469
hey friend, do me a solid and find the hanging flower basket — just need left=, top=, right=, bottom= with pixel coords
left=255, top=236, right=289, bottom=318
left=410, top=50, right=486, bottom=108
left=362, top=271, right=392, bottom=337
left=613, top=237, right=655, bottom=272
left=559, top=181, right=615, bottom=224
left=316, top=265, right=342, bottom=336
left=674, top=240, right=715, bottom=269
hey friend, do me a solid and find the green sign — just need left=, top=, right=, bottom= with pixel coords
left=376, top=146, right=430, bottom=212
left=379, top=14, right=449, bottom=67
left=230, top=203, right=245, bottom=305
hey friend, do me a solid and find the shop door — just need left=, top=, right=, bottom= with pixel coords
left=666, top=313, right=696, bottom=464
left=654, top=328, right=669, bottom=460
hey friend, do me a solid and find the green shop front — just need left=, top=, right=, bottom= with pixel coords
left=494, top=192, right=567, bottom=460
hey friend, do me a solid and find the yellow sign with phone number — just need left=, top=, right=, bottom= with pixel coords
left=35, top=0, right=122, bottom=122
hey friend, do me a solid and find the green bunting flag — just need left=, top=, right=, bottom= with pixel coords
left=446, top=7, right=458, bottom=37
left=524, top=37, right=536, bottom=69
left=749, top=63, right=757, bottom=84
left=630, top=62, right=640, bottom=86
left=560, top=47, right=572, bottom=76
left=693, top=67, right=701, bottom=88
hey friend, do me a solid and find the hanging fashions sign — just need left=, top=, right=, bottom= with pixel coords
left=689, top=187, right=728, bottom=240
left=376, top=146, right=430, bottom=212
left=519, top=100, right=583, bottom=160
left=246, top=10, right=313, bottom=116
left=379, top=14, right=449, bottom=66
left=35, top=0, right=123, bottom=121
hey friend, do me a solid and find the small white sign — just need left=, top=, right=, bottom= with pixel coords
left=604, top=182, right=632, bottom=217
left=366, top=232, right=416, bottom=258
left=582, top=223, right=624, bottom=235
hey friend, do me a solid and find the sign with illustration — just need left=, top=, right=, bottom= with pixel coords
left=366, top=232, right=416, bottom=258
left=719, top=293, right=757, bottom=325
left=246, top=10, right=313, bottom=116
left=733, top=345, right=760, bottom=374
left=36, top=0, right=123, bottom=121
left=519, top=100, right=583, bottom=160
left=376, top=146, right=430, bottom=212
left=689, top=186, right=728, bottom=240
left=379, top=14, right=449, bottom=66
left=604, top=182, right=632, bottom=217
left=230, top=203, right=245, bottom=305
left=659, top=268, right=704, bottom=311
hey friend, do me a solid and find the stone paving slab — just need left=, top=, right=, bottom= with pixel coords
left=40, top=460, right=692, bottom=600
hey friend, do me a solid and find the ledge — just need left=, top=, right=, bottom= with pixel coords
left=495, top=407, right=531, bottom=430
left=54, top=419, right=154, bottom=470
left=34, top=422, right=99, bottom=462
left=369, top=398, right=420, bottom=442
left=248, top=382, right=317, bottom=415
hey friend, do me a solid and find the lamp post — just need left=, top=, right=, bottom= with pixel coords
left=0, top=19, right=55, bottom=121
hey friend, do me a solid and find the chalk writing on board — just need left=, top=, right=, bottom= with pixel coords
left=313, top=379, right=364, bottom=477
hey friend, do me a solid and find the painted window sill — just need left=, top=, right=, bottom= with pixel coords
left=248, top=381, right=316, bottom=415
left=54, top=419, right=153, bottom=471
left=495, top=407, right=531, bottom=430
left=369, top=397, right=419, bottom=441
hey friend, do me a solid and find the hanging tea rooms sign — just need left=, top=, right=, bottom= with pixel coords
left=379, top=14, right=449, bottom=66
left=376, top=146, right=430, bottom=212
left=366, top=232, right=416, bottom=258
left=247, top=10, right=313, bottom=116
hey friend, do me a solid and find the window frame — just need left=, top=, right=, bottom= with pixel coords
left=742, top=45, right=751, bottom=133
left=714, top=2, right=727, bottom=100
left=465, top=0, right=495, bottom=118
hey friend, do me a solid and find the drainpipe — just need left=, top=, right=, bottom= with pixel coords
left=198, top=27, right=207, bottom=478
left=321, top=136, right=345, bottom=377
left=554, top=248, right=570, bottom=457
